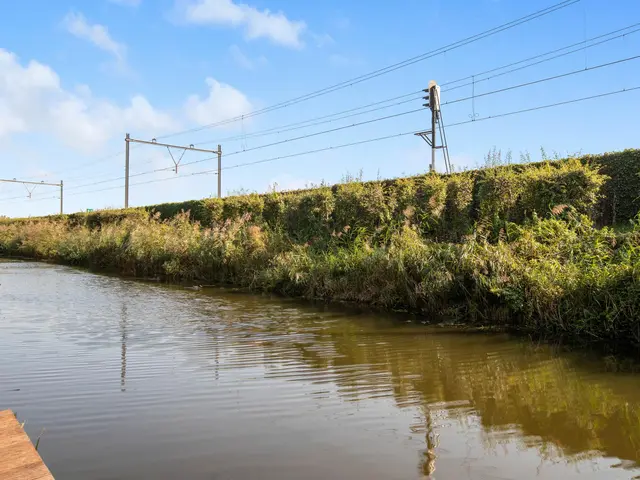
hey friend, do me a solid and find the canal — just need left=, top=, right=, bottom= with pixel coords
left=1, top=260, right=639, bottom=479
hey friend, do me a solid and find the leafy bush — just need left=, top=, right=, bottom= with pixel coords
left=444, top=173, right=475, bottom=239
left=332, top=181, right=391, bottom=234
left=592, top=149, right=640, bottom=225
left=284, top=188, right=334, bottom=243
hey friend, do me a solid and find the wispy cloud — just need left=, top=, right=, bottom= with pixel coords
left=229, top=44, right=267, bottom=70
left=62, top=12, right=126, bottom=61
left=184, top=77, right=253, bottom=126
left=179, top=0, right=307, bottom=49
left=0, top=48, right=178, bottom=154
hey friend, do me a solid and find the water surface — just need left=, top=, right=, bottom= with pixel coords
left=1, top=261, right=640, bottom=479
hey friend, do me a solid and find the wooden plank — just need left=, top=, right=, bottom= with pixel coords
left=0, top=410, right=53, bottom=480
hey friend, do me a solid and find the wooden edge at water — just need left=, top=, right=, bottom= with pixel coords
left=0, top=410, right=54, bottom=480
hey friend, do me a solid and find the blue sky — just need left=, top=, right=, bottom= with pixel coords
left=0, top=0, right=639, bottom=217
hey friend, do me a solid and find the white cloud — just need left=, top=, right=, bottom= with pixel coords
left=62, top=12, right=126, bottom=61
left=229, top=44, right=266, bottom=70
left=184, top=77, right=253, bottom=126
left=181, top=0, right=306, bottom=49
left=0, top=48, right=178, bottom=153
left=108, top=0, right=142, bottom=6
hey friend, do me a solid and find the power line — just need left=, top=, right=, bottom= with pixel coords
left=442, top=23, right=640, bottom=93
left=30, top=6, right=639, bottom=186
left=124, top=52, right=640, bottom=174
left=43, top=15, right=635, bottom=185
left=20, top=149, right=124, bottom=182
left=194, top=91, right=424, bottom=147
left=446, top=85, right=640, bottom=129
left=7, top=107, right=425, bottom=198
left=174, top=21, right=640, bottom=150
left=155, top=0, right=579, bottom=140
left=193, top=85, right=640, bottom=175
left=442, top=54, right=640, bottom=107
left=8, top=50, right=636, bottom=204
left=220, top=109, right=424, bottom=158
left=12, top=83, right=635, bottom=206
left=25, top=3, right=636, bottom=195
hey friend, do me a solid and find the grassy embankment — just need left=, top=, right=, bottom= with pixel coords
left=1, top=149, right=640, bottom=351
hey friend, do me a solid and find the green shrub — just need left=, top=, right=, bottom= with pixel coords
left=333, top=181, right=391, bottom=234
left=444, top=173, right=475, bottom=239
left=519, top=159, right=606, bottom=220
left=283, top=188, right=335, bottom=243
left=262, top=191, right=287, bottom=228
left=592, top=149, right=640, bottom=225
left=222, top=193, right=264, bottom=221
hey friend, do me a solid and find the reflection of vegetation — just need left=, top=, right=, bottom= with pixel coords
left=173, top=288, right=640, bottom=471
left=206, top=308, right=640, bottom=468
left=419, top=409, right=438, bottom=477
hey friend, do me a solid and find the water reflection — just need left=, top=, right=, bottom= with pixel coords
left=120, top=303, right=127, bottom=392
left=1, top=261, right=640, bottom=479
left=187, top=292, right=640, bottom=477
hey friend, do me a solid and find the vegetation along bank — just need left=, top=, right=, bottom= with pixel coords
left=2, top=149, right=640, bottom=352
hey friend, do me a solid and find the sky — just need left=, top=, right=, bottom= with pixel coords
left=0, top=0, right=639, bottom=217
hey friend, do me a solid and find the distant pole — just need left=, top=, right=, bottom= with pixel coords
left=217, top=144, right=222, bottom=199
left=125, top=135, right=221, bottom=201
left=60, top=180, right=63, bottom=215
left=125, top=133, right=130, bottom=208
left=0, top=178, right=63, bottom=215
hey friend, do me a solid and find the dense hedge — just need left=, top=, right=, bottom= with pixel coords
left=140, top=152, right=627, bottom=243
left=591, top=149, right=640, bottom=225
left=4, top=150, right=637, bottom=240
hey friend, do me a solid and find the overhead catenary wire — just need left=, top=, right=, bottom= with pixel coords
left=11, top=107, right=425, bottom=197
left=173, top=21, right=640, bottom=150
left=441, top=23, right=640, bottom=93
left=18, top=95, right=423, bottom=187
left=154, top=0, right=579, bottom=140
left=110, top=54, right=640, bottom=178
left=446, top=85, right=640, bottom=128
left=7, top=83, right=637, bottom=208
left=194, top=92, right=425, bottom=147
left=49, top=17, right=640, bottom=184
left=7, top=50, right=638, bottom=204
left=26, top=12, right=638, bottom=185
left=441, top=53, right=640, bottom=107
left=190, top=85, right=640, bottom=174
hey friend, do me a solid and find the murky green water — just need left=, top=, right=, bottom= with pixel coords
left=1, top=261, right=640, bottom=479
